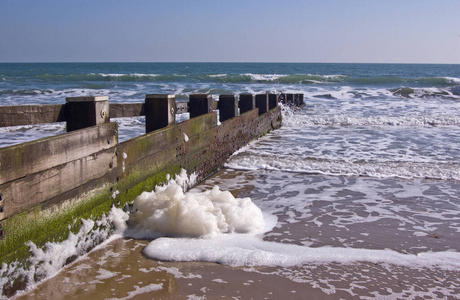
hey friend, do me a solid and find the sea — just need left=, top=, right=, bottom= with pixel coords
left=1, top=63, right=460, bottom=299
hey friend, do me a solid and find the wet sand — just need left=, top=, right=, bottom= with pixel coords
left=17, top=238, right=339, bottom=300
left=15, top=169, right=460, bottom=299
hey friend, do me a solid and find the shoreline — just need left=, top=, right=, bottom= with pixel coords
left=15, top=169, right=460, bottom=299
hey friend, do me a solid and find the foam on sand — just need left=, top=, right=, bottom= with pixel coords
left=125, top=170, right=265, bottom=239
left=123, top=171, right=460, bottom=272
left=143, top=233, right=460, bottom=270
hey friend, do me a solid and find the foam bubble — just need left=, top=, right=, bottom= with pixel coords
left=126, top=170, right=265, bottom=239
left=142, top=231, right=460, bottom=270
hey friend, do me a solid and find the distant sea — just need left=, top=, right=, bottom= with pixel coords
left=1, top=63, right=460, bottom=179
left=1, top=62, right=460, bottom=105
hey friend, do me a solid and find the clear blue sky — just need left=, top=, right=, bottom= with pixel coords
left=1, top=0, right=459, bottom=63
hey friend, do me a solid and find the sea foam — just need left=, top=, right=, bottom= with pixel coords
left=143, top=234, right=460, bottom=270
left=120, top=171, right=460, bottom=272
left=125, top=170, right=265, bottom=239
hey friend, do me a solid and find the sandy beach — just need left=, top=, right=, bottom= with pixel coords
left=15, top=169, right=460, bottom=299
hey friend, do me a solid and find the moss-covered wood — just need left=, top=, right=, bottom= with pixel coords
left=0, top=105, right=282, bottom=282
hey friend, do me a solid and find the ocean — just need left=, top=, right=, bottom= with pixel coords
left=2, top=63, right=460, bottom=299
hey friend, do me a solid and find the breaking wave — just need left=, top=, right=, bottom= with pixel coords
left=282, top=114, right=460, bottom=127
left=226, top=154, right=460, bottom=181
left=15, top=72, right=457, bottom=87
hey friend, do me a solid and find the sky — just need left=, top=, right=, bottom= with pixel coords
left=0, top=0, right=459, bottom=64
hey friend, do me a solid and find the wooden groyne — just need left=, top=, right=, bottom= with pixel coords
left=0, top=92, right=303, bottom=295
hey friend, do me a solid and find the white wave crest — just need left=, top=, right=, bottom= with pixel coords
left=444, top=77, right=460, bottom=84
left=282, top=114, right=460, bottom=127
left=225, top=155, right=460, bottom=181
left=94, top=73, right=159, bottom=78
left=244, top=73, right=287, bottom=81
left=208, top=74, right=227, bottom=78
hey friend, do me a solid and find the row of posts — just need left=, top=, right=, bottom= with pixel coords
left=65, top=93, right=304, bottom=133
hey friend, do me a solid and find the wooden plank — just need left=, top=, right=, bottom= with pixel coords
left=122, top=110, right=259, bottom=188
left=118, top=112, right=217, bottom=167
left=118, top=143, right=178, bottom=189
left=0, top=100, right=220, bottom=128
left=0, top=122, right=118, bottom=185
left=110, top=103, right=145, bottom=118
left=0, top=104, right=65, bottom=127
left=178, top=109, right=259, bottom=179
left=109, top=102, right=212, bottom=118
left=116, top=112, right=218, bottom=191
left=257, top=106, right=282, bottom=135
left=107, top=101, right=211, bottom=118
left=0, top=146, right=117, bottom=220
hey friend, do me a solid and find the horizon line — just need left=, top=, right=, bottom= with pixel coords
left=1, top=61, right=459, bottom=65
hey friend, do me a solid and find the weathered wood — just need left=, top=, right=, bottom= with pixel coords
left=211, top=100, right=219, bottom=110
left=110, top=103, right=145, bottom=118
left=213, top=109, right=259, bottom=161
left=116, top=112, right=218, bottom=192
left=145, top=94, right=176, bottom=133
left=0, top=92, right=287, bottom=291
left=119, top=109, right=261, bottom=189
left=110, top=102, right=191, bottom=117
left=119, top=112, right=217, bottom=168
left=295, top=94, right=305, bottom=107
left=268, top=94, right=278, bottom=110
left=180, top=109, right=261, bottom=179
left=0, top=122, right=118, bottom=185
left=0, top=100, right=221, bottom=129
left=255, top=94, right=269, bottom=116
left=0, top=101, right=283, bottom=292
left=239, top=94, right=255, bottom=114
left=65, top=96, right=110, bottom=132
left=0, top=104, right=65, bottom=127
left=278, top=93, right=286, bottom=104
left=258, top=106, right=282, bottom=134
left=189, top=94, right=212, bottom=118
left=218, top=95, right=238, bottom=122
left=0, top=146, right=117, bottom=220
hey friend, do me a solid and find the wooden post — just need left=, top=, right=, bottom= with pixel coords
left=286, top=94, right=294, bottom=105
left=255, top=94, right=269, bottom=116
left=239, top=94, right=255, bottom=114
left=268, top=94, right=278, bottom=110
left=189, top=94, right=212, bottom=119
left=295, top=94, right=304, bottom=106
left=219, top=95, right=238, bottom=122
left=65, top=96, right=109, bottom=132
left=145, top=94, right=176, bottom=133
left=278, top=93, right=286, bottom=105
